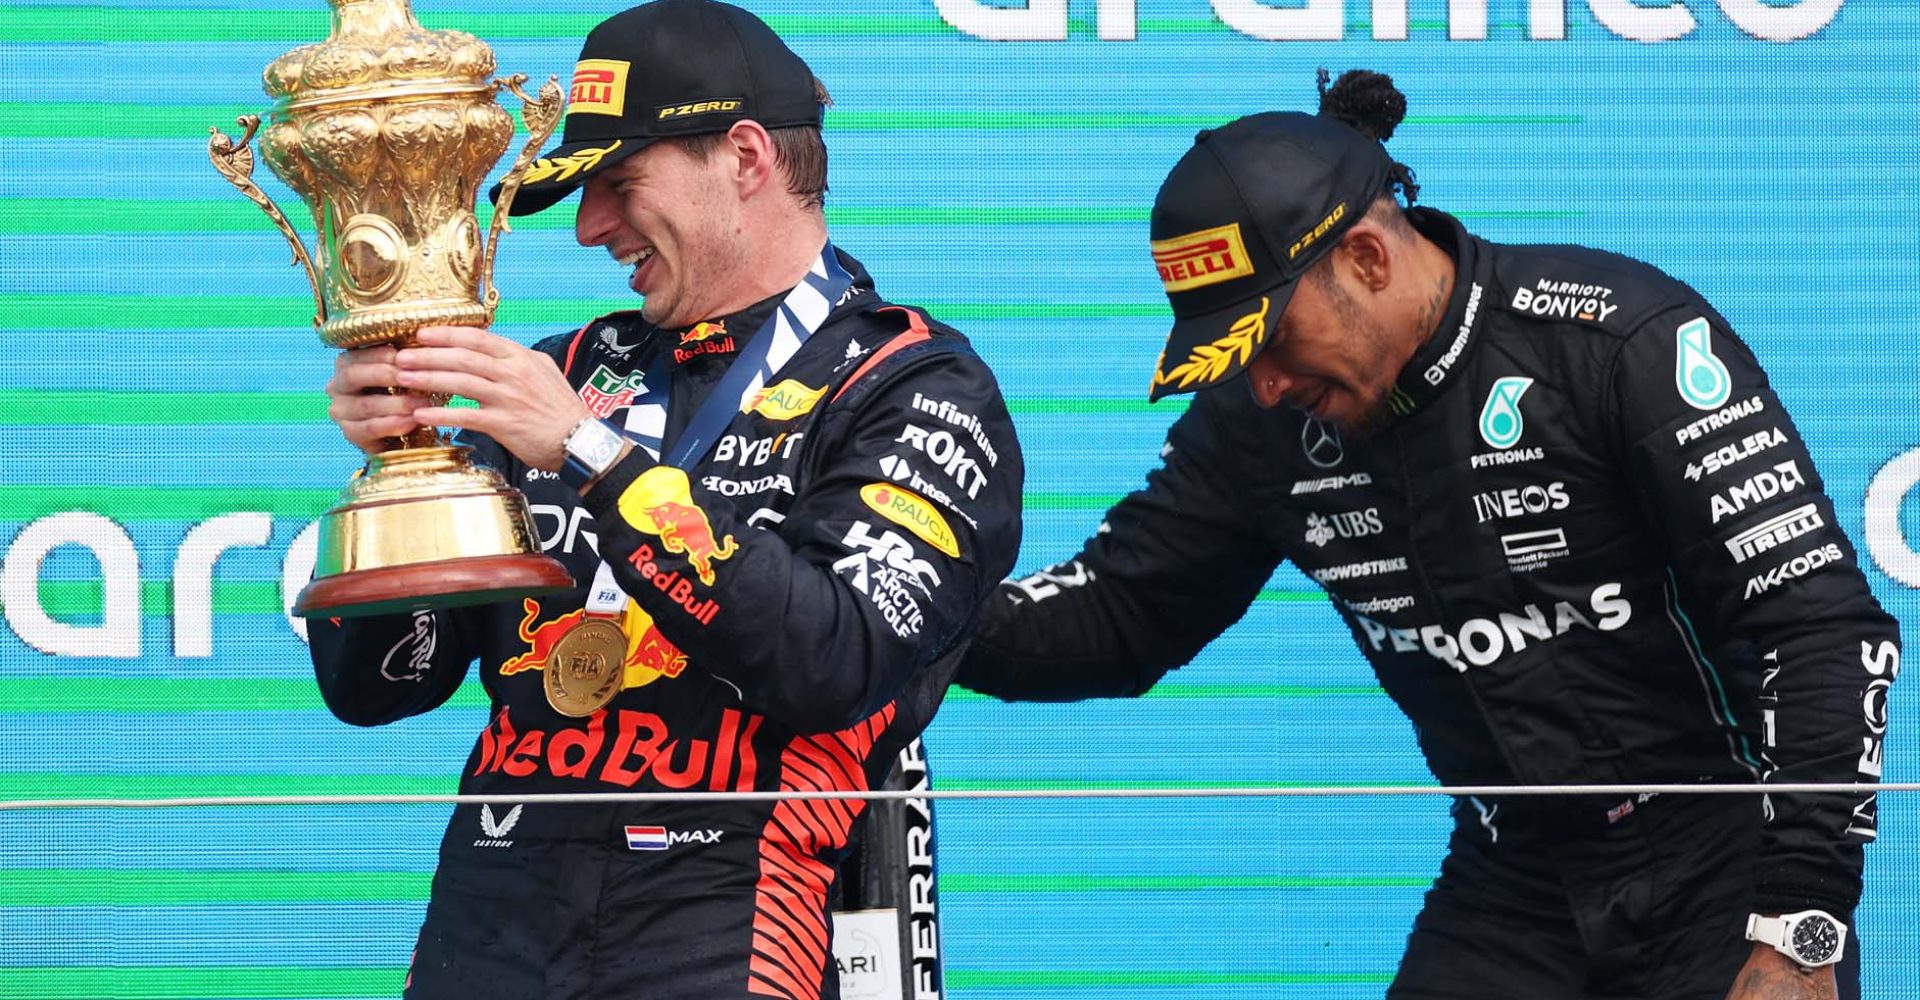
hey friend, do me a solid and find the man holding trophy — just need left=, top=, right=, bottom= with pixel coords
left=264, top=0, right=1023, bottom=995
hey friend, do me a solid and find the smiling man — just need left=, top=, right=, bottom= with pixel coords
left=310, top=2, right=1023, bottom=997
left=958, top=70, right=1898, bottom=1000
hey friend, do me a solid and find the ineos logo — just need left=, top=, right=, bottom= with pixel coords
left=1302, top=419, right=1343, bottom=469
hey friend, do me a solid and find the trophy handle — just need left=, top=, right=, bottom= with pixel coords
left=482, top=74, right=566, bottom=317
left=208, top=115, right=328, bottom=330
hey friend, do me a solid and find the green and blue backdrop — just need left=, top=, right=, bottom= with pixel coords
left=2, top=0, right=1916, bottom=997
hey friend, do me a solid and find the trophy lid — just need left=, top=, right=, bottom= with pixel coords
left=263, top=0, right=497, bottom=111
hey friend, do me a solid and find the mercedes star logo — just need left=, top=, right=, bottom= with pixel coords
left=1302, top=419, right=1344, bottom=469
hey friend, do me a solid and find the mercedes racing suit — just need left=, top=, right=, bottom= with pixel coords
left=957, top=209, right=1897, bottom=997
left=310, top=250, right=1023, bottom=1000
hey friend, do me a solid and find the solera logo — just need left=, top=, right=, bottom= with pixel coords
left=933, top=0, right=1843, bottom=43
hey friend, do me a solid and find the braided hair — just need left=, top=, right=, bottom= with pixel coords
left=1316, top=68, right=1420, bottom=205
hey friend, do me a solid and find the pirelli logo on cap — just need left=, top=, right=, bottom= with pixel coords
left=1289, top=202, right=1347, bottom=260
left=568, top=59, right=630, bottom=117
left=658, top=100, right=744, bottom=121
left=1150, top=223, right=1254, bottom=294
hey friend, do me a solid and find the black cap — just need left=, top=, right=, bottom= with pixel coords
left=1145, top=111, right=1393, bottom=401
left=493, top=0, right=825, bottom=217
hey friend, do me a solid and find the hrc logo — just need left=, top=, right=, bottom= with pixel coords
left=1150, top=223, right=1253, bottom=293
left=568, top=59, right=630, bottom=117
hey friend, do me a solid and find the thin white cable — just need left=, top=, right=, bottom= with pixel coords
left=2, top=782, right=1917, bottom=811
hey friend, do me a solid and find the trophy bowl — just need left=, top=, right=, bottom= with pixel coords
left=209, top=0, right=574, bottom=617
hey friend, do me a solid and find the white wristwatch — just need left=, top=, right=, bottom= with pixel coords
left=1745, top=909, right=1846, bottom=969
left=559, top=417, right=627, bottom=490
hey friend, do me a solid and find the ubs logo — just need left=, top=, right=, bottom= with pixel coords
left=1302, top=419, right=1343, bottom=469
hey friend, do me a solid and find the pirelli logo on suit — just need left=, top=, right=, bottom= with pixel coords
left=1151, top=223, right=1254, bottom=293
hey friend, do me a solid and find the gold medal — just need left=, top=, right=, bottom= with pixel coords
left=544, top=617, right=626, bottom=717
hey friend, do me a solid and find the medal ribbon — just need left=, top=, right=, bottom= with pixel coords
left=581, top=245, right=856, bottom=623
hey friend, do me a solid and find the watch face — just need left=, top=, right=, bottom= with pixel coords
left=572, top=421, right=624, bottom=469
left=1790, top=915, right=1841, bottom=965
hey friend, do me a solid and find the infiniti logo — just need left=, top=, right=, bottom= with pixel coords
left=1302, top=419, right=1343, bottom=469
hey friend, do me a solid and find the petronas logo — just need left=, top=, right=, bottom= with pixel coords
left=1675, top=318, right=1731, bottom=411
left=1478, top=377, right=1535, bottom=450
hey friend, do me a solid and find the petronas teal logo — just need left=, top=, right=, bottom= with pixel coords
left=1675, top=318, right=1731, bottom=411
left=1478, top=377, right=1534, bottom=450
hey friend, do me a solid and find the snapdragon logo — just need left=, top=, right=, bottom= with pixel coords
left=932, top=0, right=1843, bottom=42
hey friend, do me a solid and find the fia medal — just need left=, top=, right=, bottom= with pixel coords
left=544, top=616, right=626, bottom=717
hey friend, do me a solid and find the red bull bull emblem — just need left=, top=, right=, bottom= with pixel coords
left=618, top=467, right=740, bottom=588
left=501, top=599, right=585, bottom=675
left=501, top=598, right=693, bottom=689
left=679, top=320, right=726, bottom=345
left=622, top=602, right=690, bottom=687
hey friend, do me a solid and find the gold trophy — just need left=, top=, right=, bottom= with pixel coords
left=209, top=0, right=574, bottom=617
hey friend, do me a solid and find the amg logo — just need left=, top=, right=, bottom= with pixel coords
left=1725, top=503, right=1823, bottom=564
left=1292, top=473, right=1372, bottom=495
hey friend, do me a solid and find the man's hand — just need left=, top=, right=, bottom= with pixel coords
left=394, top=325, right=591, bottom=472
left=1725, top=943, right=1838, bottom=1000
left=325, top=345, right=428, bottom=455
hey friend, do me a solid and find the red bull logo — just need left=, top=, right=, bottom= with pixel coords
left=680, top=320, right=727, bottom=345
left=475, top=706, right=763, bottom=790
left=500, top=599, right=584, bottom=676
left=501, top=598, right=693, bottom=687
left=618, top=467, right=739, bottom=587
left=621, top=602, right=689, bottom=688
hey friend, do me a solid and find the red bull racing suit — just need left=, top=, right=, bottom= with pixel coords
left=310, top=250, right=1023, bottom=1000
left=956, top=210, right=1899, bottom=998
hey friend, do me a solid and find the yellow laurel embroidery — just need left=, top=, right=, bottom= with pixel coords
left=523, top=140, right=624, bottom=185
left=1152, top=296, right=1270, bottom=390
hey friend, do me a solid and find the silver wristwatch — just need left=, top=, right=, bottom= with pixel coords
left=1745, top=909, right=1846, bottom=969
left=559, top=417, right=627, bottom=490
